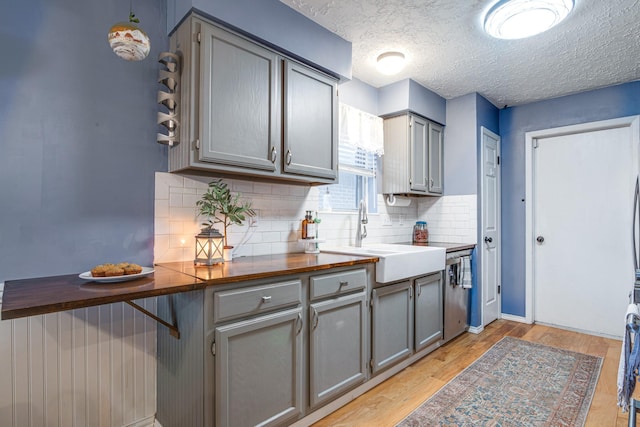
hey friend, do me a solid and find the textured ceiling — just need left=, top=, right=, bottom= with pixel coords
left=280, top=0, right=640, bottom=107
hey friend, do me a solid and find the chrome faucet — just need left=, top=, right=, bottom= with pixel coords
left=355, top=199, right=368, bottom=247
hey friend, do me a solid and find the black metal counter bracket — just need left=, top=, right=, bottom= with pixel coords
left=125, top=295, right=180, bottom=339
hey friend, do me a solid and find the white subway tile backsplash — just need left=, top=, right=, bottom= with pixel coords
left=253, top=183, right=272, bottom=195
left=252, top=243, right=274, bottom=256
left=170, top=207, right=197, bottom=222
left=168, top=192, right=183, bottom=207
left=289, top=186, right=307, bottom=197
left=182, top=194, right=199, bottom=207
left=155, top=200, right=169, bottom=218
left=169, top=221, right=185, bottom=235
left=232, top=181, right=254, bottom=194
left=419, top=194, right=477, bottom=244
left=154, top=173, right=478, bottom=263
left=261, top=231, right=281, bottom=243
left=155, top=218, right=170, bottom=235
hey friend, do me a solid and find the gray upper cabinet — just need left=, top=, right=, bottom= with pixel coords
left=414, top=272, right=443, bottom=351
left=283, top=60, right=338, bottom=180
left=427, top=122, right=444, bottom=194
left=168, top=14, right=338, bottom=184
left=410, top=115, right=428, bottom=192
left=383, top=113, right=444, bottom=196
left=199, top=24, right=280, bottom=172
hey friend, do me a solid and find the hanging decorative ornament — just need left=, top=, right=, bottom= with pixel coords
left=107, top=0, right=150, bottom=61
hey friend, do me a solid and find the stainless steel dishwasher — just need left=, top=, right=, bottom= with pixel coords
left=443, top=248, right=472, bottom=343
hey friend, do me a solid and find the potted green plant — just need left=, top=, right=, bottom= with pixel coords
left=196, top=179, right=256, bottom=258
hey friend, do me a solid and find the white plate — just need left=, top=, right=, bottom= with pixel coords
left=79, top=267, right=155, bottom=283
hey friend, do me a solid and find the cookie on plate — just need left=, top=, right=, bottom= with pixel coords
left=124, top=263, right=143, bottom=275
left=91, top=264, right=109, bottom=277
left=104, top=267, right=125, bottom=277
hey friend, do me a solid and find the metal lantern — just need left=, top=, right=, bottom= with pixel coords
left=194, top=228, right=224, bottom=265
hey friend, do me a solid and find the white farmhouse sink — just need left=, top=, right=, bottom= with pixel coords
left=322, top=243, right=446, bottom=284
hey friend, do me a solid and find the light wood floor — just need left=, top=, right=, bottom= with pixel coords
left=311, top=320, right=630, bottom=427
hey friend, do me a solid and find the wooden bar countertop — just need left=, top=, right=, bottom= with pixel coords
left=1, top=253, right=377, bottom=321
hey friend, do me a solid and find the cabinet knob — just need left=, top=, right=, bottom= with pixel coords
left=536, top=236, right=545, bottom=243
left=261, top=296, right=272, bottom=303
left=484, top=236, right=493, bottom=243
left=286, top=149, right=292, bottom=165
left=270, top=146, right=277, bottom=163
left=339, top=281, right=349, bottom=287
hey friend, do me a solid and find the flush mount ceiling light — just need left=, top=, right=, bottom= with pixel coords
left=484, top=0, right=574, bottom=40
left=376, top=52, right=406, bottom=75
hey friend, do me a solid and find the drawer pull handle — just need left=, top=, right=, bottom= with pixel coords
left=339, top=281, right=349, bottom=287
left=261, top=296, right=272, bottom=303
left=296, top=313, right=303, bottom=335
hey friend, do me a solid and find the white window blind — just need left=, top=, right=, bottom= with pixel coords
left=322, top=103, right=383, bottom=213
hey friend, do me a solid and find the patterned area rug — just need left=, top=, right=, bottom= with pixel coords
left=397, top=337, right=602, bottom=427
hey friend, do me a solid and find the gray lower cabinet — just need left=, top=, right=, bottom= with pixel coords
left=414, top=272, right=443, bottom=351
left=215, top=307, right=304, bottom=427
left=309, top=291, right=368, bottom=409
left=157, top=265, right=374, bottom=427
left=371, top=281, right=414, bottom=374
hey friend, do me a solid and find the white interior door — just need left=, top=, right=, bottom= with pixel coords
left=532, top=121, right=638, bottom=337
left=481, top=127, right=501, bottom=326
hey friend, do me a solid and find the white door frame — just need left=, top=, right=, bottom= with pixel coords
left=480, top=126, right=502, bottom=327
left=524, top=115, right=640, bottom=323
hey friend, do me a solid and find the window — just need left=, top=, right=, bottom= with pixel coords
left=321, top=104, right=383, bottom=213
left=326, top=144, right=378, bottom=212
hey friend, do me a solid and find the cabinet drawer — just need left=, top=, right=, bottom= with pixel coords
left=213, top=280, right=302, bottom=323
left=310, top=269, right=366, bottom=300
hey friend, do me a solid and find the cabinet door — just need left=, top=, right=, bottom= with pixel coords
left=309, top=291, right=368, bottom=409
left=371, top=281, right=413, bottom=374
left=283, top=60, right=338, bottom=180
left=428, top=122, right=444, bottom=194
left=414, top=272, right=443, bottom=351
left=200, top=24, right=280, bottom=172
left=410, top=115, right=428, bottom=192
left=215, top=307, right=304, bottom=427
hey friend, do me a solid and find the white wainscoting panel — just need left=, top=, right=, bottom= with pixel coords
left=0, top=299, right=157, bottom=427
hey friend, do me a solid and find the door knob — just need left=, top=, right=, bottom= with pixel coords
left=536, top=236, right=545, bottom=243
left=484, top=236, right=493, bottom=243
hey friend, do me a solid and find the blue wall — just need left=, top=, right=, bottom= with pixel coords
left=0, top=0, right=169, bottom=282
left=378, top=79, right=446, bottom=125
left=339, top=78, right=379, bottom=116
left=166, top=0, right=352, bottom=80
left=408, top=80, right=447, bottom=126
left=500, top=81, right=640, bottom=316
left=444, top=93, right=477, bottom=196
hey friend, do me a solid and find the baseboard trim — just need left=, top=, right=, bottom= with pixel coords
left=500, top=313, right=530, bottom=324
left=468, top=325, right=484, bottom=334
left=123, top=415, right=157, bottom=427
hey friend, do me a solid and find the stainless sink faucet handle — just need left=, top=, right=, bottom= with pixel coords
left=356, top=199, right=368, bottom=247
